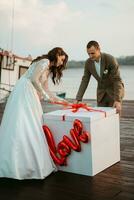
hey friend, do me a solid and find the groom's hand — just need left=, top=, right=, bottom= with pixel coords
left=113, top=101, right=122, bottom=116
left=74, top=100, right=81, bottom=104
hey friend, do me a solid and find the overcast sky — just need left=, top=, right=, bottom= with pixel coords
left=0, top=0, right=134, bottom=60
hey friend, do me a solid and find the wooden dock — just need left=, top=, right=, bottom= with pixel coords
left=0, top=99, right=134, bottom=200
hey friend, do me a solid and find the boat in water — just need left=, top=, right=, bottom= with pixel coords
left=0, top=49, right=66, bottom=102
left=55, top=91, right=66, bottom=99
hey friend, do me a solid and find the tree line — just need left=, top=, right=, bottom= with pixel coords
left=67, top=56, right=134, bottom=68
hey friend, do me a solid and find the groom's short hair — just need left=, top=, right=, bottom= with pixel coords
left=87, top=41, right=100, bottom=49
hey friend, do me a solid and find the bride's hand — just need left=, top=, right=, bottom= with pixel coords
left=49, top=96, right=69, bottom=106
left=60, top=99, right=69, bottom=106
left=49, top=97, right=59, bottom=103
left=55, top=98, right=69, bottom=106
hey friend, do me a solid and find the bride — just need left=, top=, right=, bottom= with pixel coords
left=0, top=47, right=68, bottom=180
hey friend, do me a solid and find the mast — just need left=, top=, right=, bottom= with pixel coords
left=0, top=0, right=15, bottom=101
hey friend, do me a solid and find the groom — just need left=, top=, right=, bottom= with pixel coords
left=75, top=40, right=124, bottom=115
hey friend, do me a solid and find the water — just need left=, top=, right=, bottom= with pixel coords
left=49, top=65, right=134, bottom=100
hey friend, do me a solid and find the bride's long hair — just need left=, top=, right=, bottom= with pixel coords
left=31, top=47, right=68, bottom=84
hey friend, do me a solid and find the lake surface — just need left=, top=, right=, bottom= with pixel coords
left=49, top=65, right=134, bottom=100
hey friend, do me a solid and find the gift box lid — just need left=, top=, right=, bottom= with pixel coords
left=43, top=107, right=116, bottom=122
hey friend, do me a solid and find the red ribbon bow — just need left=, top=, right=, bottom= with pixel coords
left=50, top=102, right=106, bottom=117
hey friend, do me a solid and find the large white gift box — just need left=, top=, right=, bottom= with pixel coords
left=43, top=107, right=120, bottom=176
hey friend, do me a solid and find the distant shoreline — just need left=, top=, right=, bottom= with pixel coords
left=67, top=60, right=134, bottom=68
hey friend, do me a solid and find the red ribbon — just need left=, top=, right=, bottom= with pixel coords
left=50, top=102, right=106, bottom=117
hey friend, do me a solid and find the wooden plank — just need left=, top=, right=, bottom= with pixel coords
left=0, top=100, right=134, bottom=200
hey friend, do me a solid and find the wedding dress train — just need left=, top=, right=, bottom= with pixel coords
left=0, top=59, right=57, bottom=179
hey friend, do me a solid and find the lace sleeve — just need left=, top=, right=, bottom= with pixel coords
left=30, top=60, right=51, bottom=100
left=30, top=59, right=63, bottom=101
left=41, top=70, right=64, bottom=102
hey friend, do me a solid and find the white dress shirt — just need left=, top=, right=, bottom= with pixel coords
left=94, top=59, right=101, bottom=77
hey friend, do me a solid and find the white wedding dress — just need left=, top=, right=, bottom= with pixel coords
left=0, top=59, right=58, bottom=180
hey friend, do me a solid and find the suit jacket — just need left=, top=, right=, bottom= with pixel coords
left=76, top=53, right=124, bottom=103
